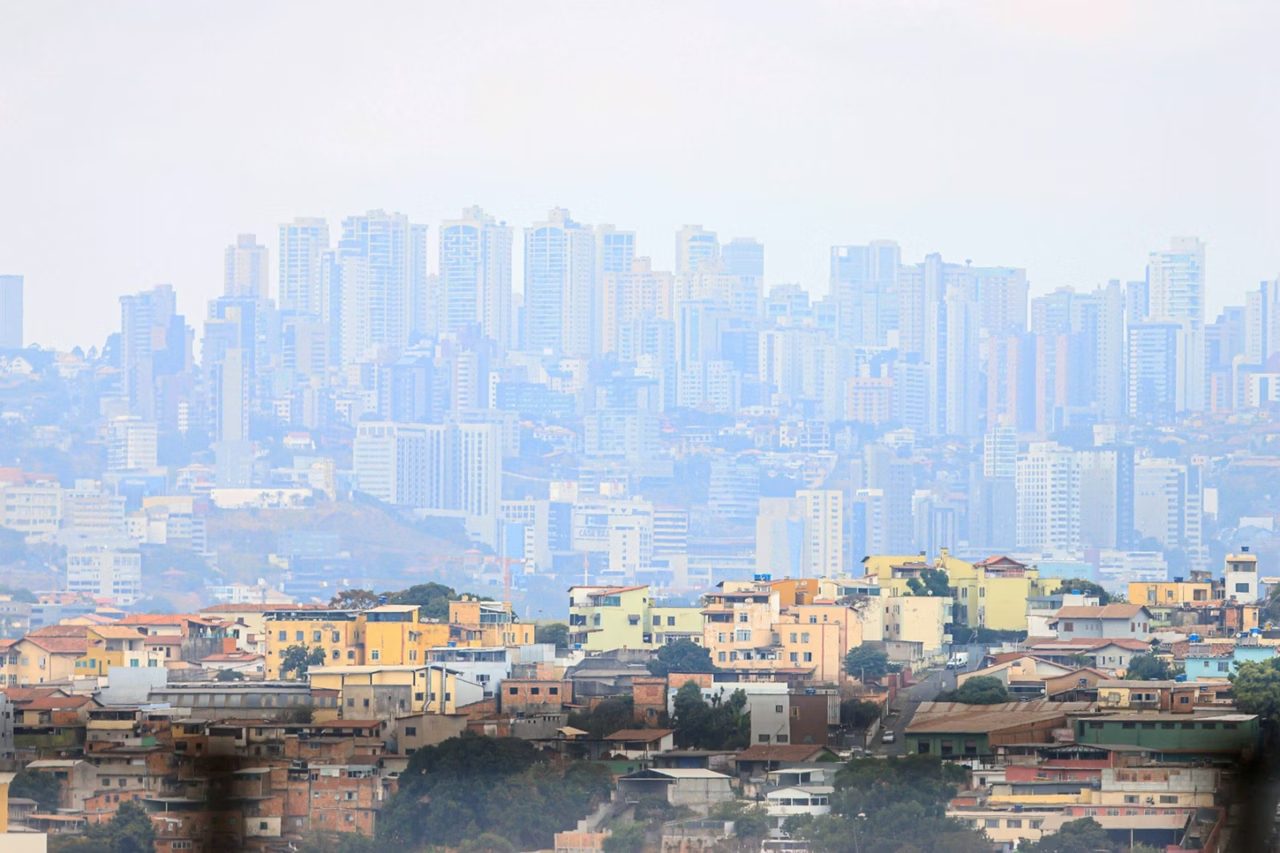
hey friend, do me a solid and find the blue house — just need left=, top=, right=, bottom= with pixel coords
left=1184, top=643, right=1275, bottom=682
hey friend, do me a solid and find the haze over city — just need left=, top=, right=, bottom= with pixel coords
left=3, top=3, right=1280, bottom=853
left=3, top=0, right=1279, bottom=349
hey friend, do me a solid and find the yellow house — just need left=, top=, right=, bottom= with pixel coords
left=8, top=635, right=85, bottom=685
left=448, top=598, right=536, bottom=647
left=863, top=552, right=1058, bottom=632
left=309, top=663, right=484, bottom=717
left=944, top=554, right=1059, bottom=632
left=362, top=605, right=450, bottom=666
left=568, top=585, right=701, bottom=652
left=76, top=625, right=155, bottom=675
left=882, top=594, right=950, bottom=658
left=264, top=608, right=365, bottom=678
left=1129, top=580, right=1213, bottom=607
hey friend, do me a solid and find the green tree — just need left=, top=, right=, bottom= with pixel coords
left=214, top=668, right=245, bottom=681
left=280, top=644, right=326, bottom=679
left=535, top=622, right=570, bottom=649
left=647, top=638, right=716, bottom=676
left=1125, top=653, right=1174, bottom=680
left=936, top=676, right=1010, bottom=705
left=567, top=695, right=636, bottom=739
left=329, top=588, right=381, bottom=610
left=1232, top=657, right=1280, bottom=724
left=1027, top=817, right=1115, bottom=852
left=295, top=831, right=380, bottom=853
left=9, top=768, right=62, bottom=811
left=844, top=646, right=891, bottom=681
left=839, top=699, right=881, bottom=729
left=906, top=567, right=951, bottom=597
left=388, top=582, right=459, bottom=619
left=670, top=681, right=749, bottom=749
left=457, top=833, right=517, bottom=853
left=787, top=756, right=986, bottom=853
left=50, top=801, right=156, bottom=853
left=709, top=800, right=770, bottom=847
left=602, top=822, right=647, bottom=853
left=1052, top=578, right=1110, bottom=604
left=376, top=735, right=611, bottom=850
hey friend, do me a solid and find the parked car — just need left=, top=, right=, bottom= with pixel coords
left=881, top=730, right=895, bottom=744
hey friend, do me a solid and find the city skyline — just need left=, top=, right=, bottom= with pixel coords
left=3, top=1, right=1278, bottom=347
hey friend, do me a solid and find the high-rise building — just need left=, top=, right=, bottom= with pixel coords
left=1015, top=441, right=1081, bottom=552
left=278, top=218, right=330, bottom=316
left=0, top=274, right=22, bottom=349
left=352, top=420, right=501, bottom=547
left=830, top=241, right=899, bottom=345
left=675, top=225, right=719, bottom=275
left=119, top=285, right=190, bottom=421
left=332, top=210, right=423, bottom=365
left=602, top=258, right=673, bottom=356
left=440, top=207, right=513, bottom=347
left=1134, top=457, right=1206, bottom=571
left=107, top=416, right=158, bottom=472
left=721, top=237, right=765, bottom=319
left=224, top=234, right=270, bottom=301
left=1147, top=237, right=1206, bottom=412
left=524, top=208, right=596, bottom=356
left=1127, top=322, right=1180, bottom=422
left=797, top=489, right=844, bottom=577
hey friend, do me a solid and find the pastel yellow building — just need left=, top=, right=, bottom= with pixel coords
left=362, top=605, right=450, bottom=666
left=568, top=585, right=701, bottom=651
left=3, top=635, right=85, bottom=685
left=1129, top=580, right=1213, bottom=607
left=265, top=608, right=365, bottom=678
left=702, top=581, right=781, bottom=667
left=76, top=625, right=157, bottom=675
left=866, top=552, right=1058, bottom=632
left=448, top=598, right=536, bottom=647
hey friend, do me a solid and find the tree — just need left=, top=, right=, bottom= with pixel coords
left=50, top=801, right=156, bottom=853
left=647, top=638, right=715, bottom=676
left=709, top=800, right=770, bottom=847
left=839, top=699, right=881, bottom=729
left=787, top=756, right=987, bottom=853
left=936, top=676, right=1010, bottom=705
left=214, top=668, right=245, bottom=681
left=329, top=588, right=380, bottom=610
left=280, top=644, right=326, bottom=679
left=602, top=822, right=647, bottom=853
left=1027, top=817, right=1115, bottom=852
left=844, top=646, right=891, bottom=681
left=1232, top=657, right=1280, bottom=725
left=906, top=567, right=951, bottom=597
left=1052, top=578, right=1110, bottom=604
left=535, top=622, right=570, bottom=650
left=1125, top=653, right=1174, bottom=681
left=670, top=681, right=749, bottom=750
left=568, top=695, right=636, bottom=739
left=457, top=833, right=517, bottom=853
left=388, top=582, right=459, bottom=620
left=295, top=831, right=380, bottom=853
left=376, top=735, right=611, bottom=850
left=9, top=768, right=62, bottom=811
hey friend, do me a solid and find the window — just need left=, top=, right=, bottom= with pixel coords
left=759, top=734, right=771, bottom=743
left=775, top=705, right=784, bottom=713
left=331, top=631, right=340, bottom=643
left=667, top=616, right=676, bottom=626
left=404, top=726, right=416, bottom=736
left=738, top=613, right=748, bottom=623
left=370, top=650, right=380, bottom=661
left=776, top=734, right=789, bottom=743
left=1007, top=819, right=1022, bottom=828
left=277, top=630, right=287, bottom=642
left=530, top=687, right=540, bottom=695
left=803, top=652, right=813, bottom=662
left=259, top=822, right=268, bottom=831
left=984, top=819, right=999, bottom=828
left=295, top=631, right=303, bottom=642
left=1124, top=795, right=1138, bottom=804
left=509, top=687, right=518, bottom=695
left=1159, top=795, right=1178, bottom=804
left=312, top=631, right=321, bottom=643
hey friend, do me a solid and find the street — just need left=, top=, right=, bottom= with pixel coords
left=878, top=643, right=984, bottom=756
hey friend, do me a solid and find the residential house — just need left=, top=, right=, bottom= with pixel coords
left=1049, top=604, right=1152, bottom=641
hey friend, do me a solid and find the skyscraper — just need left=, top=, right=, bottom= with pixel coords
left=722, top=237, right=765, bottom=319
left=119, top=284, right=187, bottom=420
left=333, top=210, right=422, bottom=364
left=440, top=206, right=513, bottom=347
left=675, top=225, right=719, bottom=275
left=523, top=208, right=596, bottom=356
left=0, top=274, right=22, bottom=349
left=224, top=234, right=270, bottom=301
left=1147, top=237, right=1206, bottom=412
left=1015, top=441, right=1081, bottom=552
left=829, top=241, right=899, bottom=345
left=278, top=218, right=330, bottom=316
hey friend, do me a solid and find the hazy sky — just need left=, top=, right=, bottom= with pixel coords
left=2, top=1, right=1277, bottom=349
